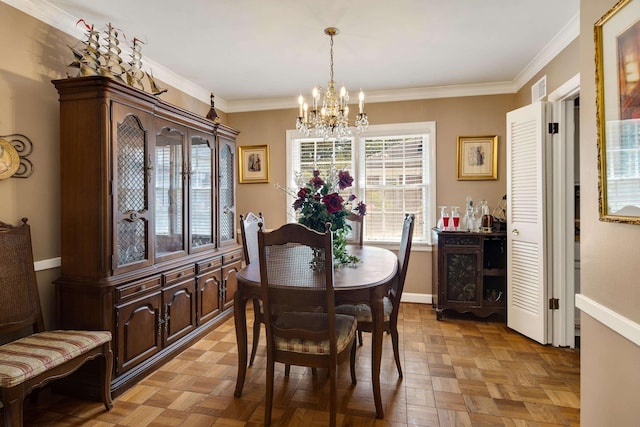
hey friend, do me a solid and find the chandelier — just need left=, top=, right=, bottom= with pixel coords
left=296, top=27, right=369, bottom=139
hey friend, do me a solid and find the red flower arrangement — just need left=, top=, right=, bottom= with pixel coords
left=291, top=168, right=366, bottom=266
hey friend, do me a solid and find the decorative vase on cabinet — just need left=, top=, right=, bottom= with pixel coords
left=52, top=76, right=241, bottom=397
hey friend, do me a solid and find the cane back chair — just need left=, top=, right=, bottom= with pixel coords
left=0, top=218, right=113, bottom=426
left=257, top=222, right=357, bottom=427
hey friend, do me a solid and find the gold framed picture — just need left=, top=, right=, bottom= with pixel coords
left=595, top=0, right=640, bottom=224
left=238, top=145, right=269, bottom=184
left=456, top=135, right=498, bottom=180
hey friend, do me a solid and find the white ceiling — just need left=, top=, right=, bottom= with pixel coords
left=7, top=0, right=580, bottom=112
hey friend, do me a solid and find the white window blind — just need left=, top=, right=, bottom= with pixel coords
left=361, top=134, right=427, bottom=243
left=286, top=122, right=436, bottom=245
left=605, top=119, right=640, bottom=214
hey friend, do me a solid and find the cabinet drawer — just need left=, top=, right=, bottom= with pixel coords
left=163, top=265, right=196, bottom=286
left=222, top=250, right=243, bottom=265
left=196, top=257, right=222, bottom=274
left=443, top=235, right=481, bottom=247
left=117, top=276, right=162, bottom=301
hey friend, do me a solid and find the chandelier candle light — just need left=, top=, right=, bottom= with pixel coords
left=296, top=27, right=369, bottom=139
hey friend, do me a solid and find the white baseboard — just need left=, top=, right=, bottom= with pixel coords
left=575, top=293, right=640, bottom=347
left=401, top=292, right=433, bottom=305
left=34, top=257, right=61, bottom=272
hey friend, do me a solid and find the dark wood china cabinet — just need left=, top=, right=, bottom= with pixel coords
left=52, top=76, right=241, bottom=395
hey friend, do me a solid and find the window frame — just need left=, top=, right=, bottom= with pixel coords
left=286, top=121, right=437, bottom=247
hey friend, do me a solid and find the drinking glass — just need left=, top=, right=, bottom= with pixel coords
left=438, top=206, right=450, bottom=231
left=451, top=206, right=460, bottom=231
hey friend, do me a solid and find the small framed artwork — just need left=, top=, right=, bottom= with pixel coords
left=238, top=145, right=269, bottom=184
left=595, top=0, right=640, bottom=224
left=457, top=135, right=498, bottom=181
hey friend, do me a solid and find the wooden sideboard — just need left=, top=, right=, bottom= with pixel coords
left=52, top=76, right=241, bottom=396
left=432, top=229, right=507, bottom=321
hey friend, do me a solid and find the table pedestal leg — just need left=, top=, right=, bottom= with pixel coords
left=234, top=290, right=248, bottom=398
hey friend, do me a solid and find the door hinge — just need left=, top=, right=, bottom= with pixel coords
left=548, top=122, right=559, bottom=134
left=548, top=298, right=560, bottom=310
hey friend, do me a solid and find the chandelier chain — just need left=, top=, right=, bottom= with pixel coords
left=329, top=33, right=334, bottom=84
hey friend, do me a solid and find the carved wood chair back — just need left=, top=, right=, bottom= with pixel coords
left=257, top=222, right=357, bottom=427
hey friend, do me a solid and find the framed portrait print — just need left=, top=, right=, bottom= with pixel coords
left=238, top=145, right=269, bottom=184
left=456, top=135, right=498, bottom=180
left=595, top=0, right=640, bottom=224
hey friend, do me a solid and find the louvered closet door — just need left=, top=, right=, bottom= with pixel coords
left=506, top=102, right=550, bottom=344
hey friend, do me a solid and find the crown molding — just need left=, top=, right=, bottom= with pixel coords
left=513, top=12, right=580, bottom=91
left=6, top=0, right=578, bottom=114
left=222, top=81, right=517, bottom=113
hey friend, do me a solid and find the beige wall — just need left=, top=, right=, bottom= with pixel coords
left=513, top=6, right=640, bottom=423
left=0, top=3, right=71, bottom=327
left=228, top=95, right=515, bottom=296
left=4, top=0, right=640, bottom=422
left=0, top=0, right=516, bottom=316
left=578, top=1, right=640, bottom=425
left=515, top=38, right=580, bottom=107
left=0, top=3, right=211, bottom=327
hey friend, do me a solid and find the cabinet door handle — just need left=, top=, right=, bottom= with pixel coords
left=511, top=229, right=520, bottom=236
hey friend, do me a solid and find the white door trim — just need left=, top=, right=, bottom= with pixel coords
left=549, top=73, right=580, bottom=348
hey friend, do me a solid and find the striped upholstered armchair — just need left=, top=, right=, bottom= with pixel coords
left=0, top=218, right=113, bottom=426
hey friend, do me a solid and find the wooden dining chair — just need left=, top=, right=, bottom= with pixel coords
left=257, top=222, right=357, bottom=427
left=345, top=214, right=364, bottom=246
left=337, top=213, right=415, bottom=377
left=0, top=218, right=113, bottom=427
left=239, top=212, right=264, bottom=366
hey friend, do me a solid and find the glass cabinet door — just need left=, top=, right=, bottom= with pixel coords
left=112, top=103, right=153, bottom=273
left=189, top=133, right=215, bottom=251
left=218, top=136, right=236, bottom=246
left=155, top=124, right=187, bottom=260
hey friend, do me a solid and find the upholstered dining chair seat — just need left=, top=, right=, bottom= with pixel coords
left=0, top=330, right=112, bottom=388
left=273, top=312, right=357, bottom=355
left=336, top=297, right=393, bottom=323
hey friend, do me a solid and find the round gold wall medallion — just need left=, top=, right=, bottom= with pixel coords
left=0, top=139, right=20, bottom=179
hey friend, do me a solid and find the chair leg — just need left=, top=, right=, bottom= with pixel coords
left=250, top=298, right=261, bottom=366
left=265, top=360, right=275, bottom=427
left=329, top=365, right=337, bottom=427
left=284, top=364, right=291, bottom=377
left=357, top=329, right=363, bottom=346
left=2, top=391, right=24, bottom=427
left=390, top=326, right=403, bottom=377
left=101, top=344, right=114, bottom=410
left=350, top=339, right=357, bottom=385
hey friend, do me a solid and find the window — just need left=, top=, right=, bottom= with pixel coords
left=286, top=122, right=436, bottom=245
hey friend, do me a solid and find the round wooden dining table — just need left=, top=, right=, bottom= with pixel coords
left=233, top=245, right=398, bottom=419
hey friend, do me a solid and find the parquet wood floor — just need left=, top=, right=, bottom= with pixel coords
left=20, top=303, right=580, bottom=426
